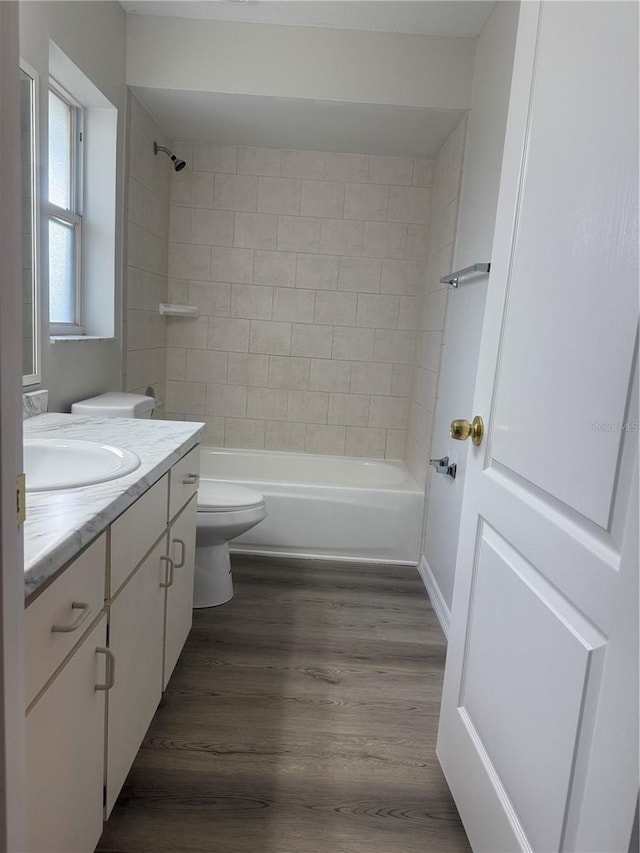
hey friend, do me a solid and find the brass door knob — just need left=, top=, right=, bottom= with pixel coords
left=450, top=415, right=484, bottom=446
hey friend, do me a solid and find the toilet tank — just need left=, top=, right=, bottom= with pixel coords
left=71, top=392, right=155, bottom=419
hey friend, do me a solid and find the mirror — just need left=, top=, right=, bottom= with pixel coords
left=21, top=61, right=40, bottom=385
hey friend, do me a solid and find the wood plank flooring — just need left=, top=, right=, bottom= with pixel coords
left=97, top=557, right=470, bottom=853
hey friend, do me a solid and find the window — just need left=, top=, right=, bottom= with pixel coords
left=48, top=81, right=83, bottom=333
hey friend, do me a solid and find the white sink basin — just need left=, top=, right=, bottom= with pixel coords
left=24, top=438, right=141, bottom=492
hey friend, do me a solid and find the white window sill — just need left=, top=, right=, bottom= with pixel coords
left=50, top=335, right=116, bottom=343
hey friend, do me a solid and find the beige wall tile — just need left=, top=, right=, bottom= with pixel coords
left=211, top=247, right=254, bottom=283
left=166, top=380, right=206, bottom=415
left=208, top=317, right=250, bottom=352
left=254, top=250, right=297, bottom=287
left=234, top=212, right=278, bottom=249
left=355, top=294, right=399, bottom=329
left=249, top=320, right=292, bottom=355
left=167, top=316, right=209, bottom=349
left=287, top=390, right=329, bottom=424
left=397, top=296, right=420, bottom=330
left=257, top=177, right=301, bottom=215
left=350, top=361, right=392, bottom=395
left=381, top=259, right=425, bottom=295
left=281, top=149, right=325, bottom=180
left=412, top=159, right=434, bottom=188
left=127, top=267, right=166, bottom=311
left=168, top=243, right=210, bottom=281
left=126, top=347, right=166, bottom=391
left=305, top=424, right=346, bottom=455
left=374, top=329, right=415, bottom=364
left=362, top=222, right=407, bottom=259
left=224, top=418, right=266, bottom=449
left=231, top=284, right=273, bottom=320
left=319, top=219, right=364, bottom=256
left=332, top=326, right=374, bottom=362
left=192, top=144, right=237, bottom=174
left=169, top=207, right=190, bottom=242
left=187, top=415, right=225, bottom=446
left=309, top=359, right=351, bottom=392
left=344, top=183, right=389, bottom=221
left=368, top=155, right=414, bottom=186
left=422, top=288, right=449, bottom=331
left=170, top=171, right=214, bottom=209
left=185, top=349, right=228, bottom=384
left=128, top=222, right=168, bottom=275
left=337, top=257, right=381, bottom=293
left=227, top=352, right=269, bottom=387
left=168, top=278, right=189, bottom=302
left=247, top=386, right=288, bottom=421
left=188, top=282, right=231, bottom=317
left=206, top=383, right=247, bottom=418
left=324, top=152, right=368, bottom=183
left=272, top=288, right=315, bottom=323
left=265, top=420, right=307, bottom=452
left=126, top=309, right=166, bottom=350
left=237, top=147, right=281, bottom=177
left=277, top=216, right=322, bottom=253
left=301, top=181, right=345, bottom=218
left=388, top=186, right=431, bottom=224
left=369, top=395, right=409, bottom=430
left=190, top=209, right=235, bottom=246
left=291, top=323, right=333, bottom=358
left=166, top=347, right=186, bottom=381
left=405, top=225, right=430, bottom=260
left=296, top=253, right=338, bottom=290
left=385, top=430, right=406, bottom=459
left=214, top=173, right=258, bottom=212
left=268, top=356, right=310, bottom=390
left=314, top=291, right=357, bottom=326
left=328, top=392, right=370, bottom=426
left=345, top=426, right=386, bottom=458
left=391, top=363, right=412, bottom=397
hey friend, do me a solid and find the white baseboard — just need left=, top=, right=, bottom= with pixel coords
left=418, top=555, right=451, bottom=640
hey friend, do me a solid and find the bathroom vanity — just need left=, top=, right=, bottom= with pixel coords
left=23, top=413, right=204, bottom=853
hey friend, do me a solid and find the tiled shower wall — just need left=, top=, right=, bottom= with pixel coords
left=164, top=146, right=434, bottom=457
left=405, top=117, right=467, bottom=486
left=123, top=94, right=172, bottom=403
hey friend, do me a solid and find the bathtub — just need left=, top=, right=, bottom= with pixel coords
left=199, top=447, right=423, bottom=565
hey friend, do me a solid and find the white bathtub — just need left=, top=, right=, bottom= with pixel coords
left=199, top=447, right=423, bottom=565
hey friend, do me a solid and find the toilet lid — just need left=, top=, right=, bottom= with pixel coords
left=198, top=481, right=265, bottom=512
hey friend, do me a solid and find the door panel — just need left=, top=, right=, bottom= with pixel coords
left=163, top=495, right=196, bottom=689
left=437, top=3, right=639, bottom=851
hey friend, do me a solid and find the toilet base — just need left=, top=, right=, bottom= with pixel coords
left=194, top=541, right=234, bottom=608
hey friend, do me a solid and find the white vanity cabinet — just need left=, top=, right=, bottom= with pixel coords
left=24, top=443, right=201, bottom=850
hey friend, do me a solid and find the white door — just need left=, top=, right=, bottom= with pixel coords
left=163, top=495, right=196, bottom=689
left=437, top=3, right=639, bottom=852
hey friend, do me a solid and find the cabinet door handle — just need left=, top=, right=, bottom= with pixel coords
left=173, top=538, right=186, bottom=569
left=183, top=473, right=199, bottom=485
left=160, top=555, right=175, bottom=588
left=51, top=601, right=91, bottom=633
left=95, top=647, right=116, bottom=691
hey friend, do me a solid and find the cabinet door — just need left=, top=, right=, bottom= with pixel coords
left=163, top=495, right=197, bottom=689
left=25, top=615, right=108, bottom=853
left=106, top=537, right=166, bottom=815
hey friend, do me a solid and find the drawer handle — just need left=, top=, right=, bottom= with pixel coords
left=95, top=647, right=116, bottom=691
left=173, top=538, right=186, bottom=569
left=51, top=601, right=91, bottom=633
left=183, top=473, right=199, bottom=485
left=160, top=555, right=175, bottom=588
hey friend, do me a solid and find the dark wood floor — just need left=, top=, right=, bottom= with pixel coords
left=97, top=557, right=470, bottom=853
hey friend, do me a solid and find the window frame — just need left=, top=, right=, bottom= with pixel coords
left=48, top=78, right=84, bottom=335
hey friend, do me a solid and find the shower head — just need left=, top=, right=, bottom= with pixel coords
left=153, top=141, right=187, bottom=172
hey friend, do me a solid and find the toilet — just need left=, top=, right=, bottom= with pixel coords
left=71, top=391, right=267, bottom=609
left=195, top=481, right=266, bottom=608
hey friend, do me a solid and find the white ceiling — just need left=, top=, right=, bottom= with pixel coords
left=120, top=1, right=495, bottom=37
left=132, top=86, right=465, bottom=157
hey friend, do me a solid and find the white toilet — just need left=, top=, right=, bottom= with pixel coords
left=71, top=391, right=267, bottom=609
left=195, top=481, right=266, bottom=608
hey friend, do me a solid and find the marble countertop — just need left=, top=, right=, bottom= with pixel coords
left=24, top=414, right=205, bottom=602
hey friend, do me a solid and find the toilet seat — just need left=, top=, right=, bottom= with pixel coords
left=198, top=480, right=264, bottom=512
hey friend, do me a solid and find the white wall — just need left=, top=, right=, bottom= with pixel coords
left=420, top=1, right=520, bottom=621
left=126, top=15, right=476, bottom=110
left=19, top=1, right=127, bottom=412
